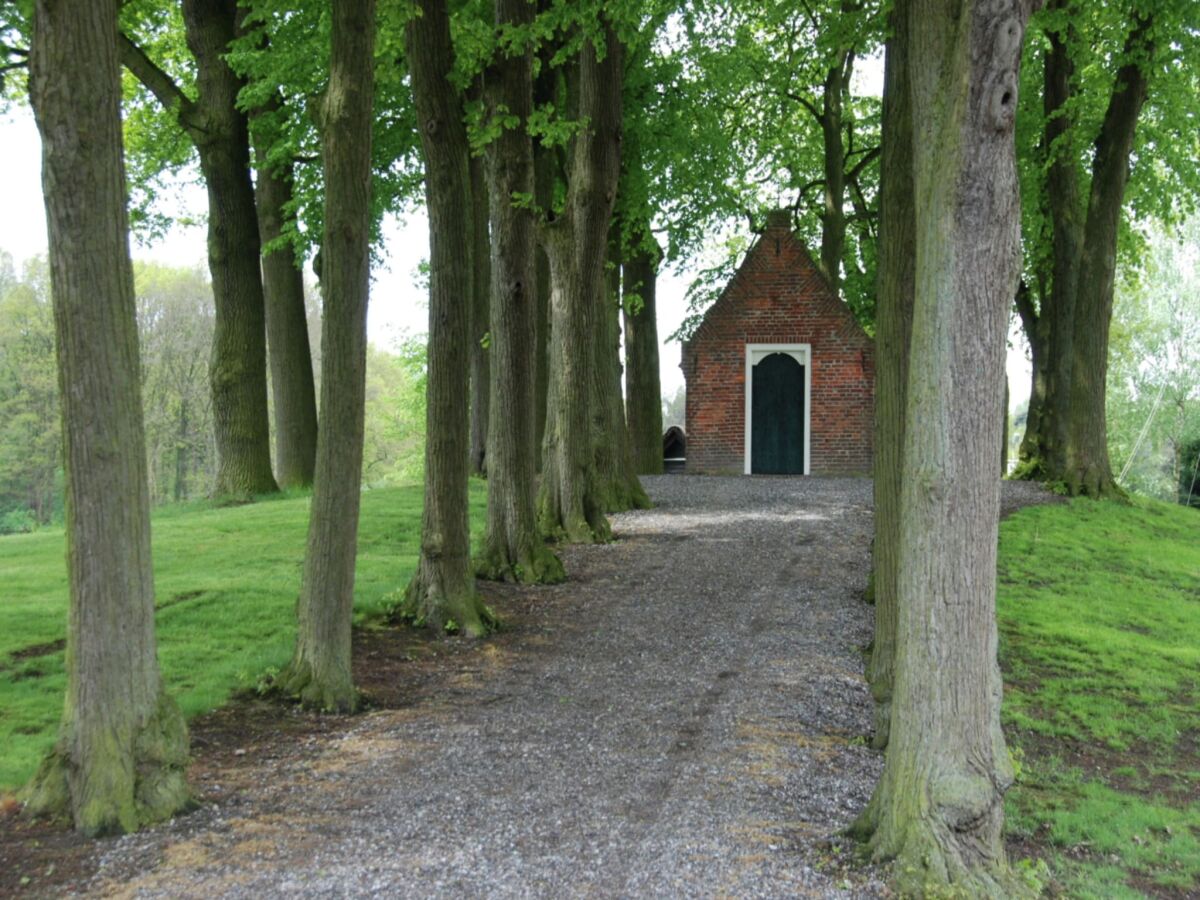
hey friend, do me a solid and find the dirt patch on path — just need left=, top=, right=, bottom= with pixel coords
left=2, top=477, right=1059, bottom=898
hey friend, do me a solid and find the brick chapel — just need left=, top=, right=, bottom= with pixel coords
left=682, top=211, right=874, bottom=475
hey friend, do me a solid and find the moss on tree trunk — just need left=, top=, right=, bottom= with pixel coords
left=477, top=0, right=563, bottom=584
left=623, top=229, right=665, bottom=476
left=399, top=0, right=496, bottom=638
left=253, top=94, right=319, bottom=491
left=537, top=24, right=644, bottom=540
left=181, top=0, right=278, bottom=499
left=592, top=228, right=650, bottom=512
left=279, top=0, right=376, bottom=712
left=853, top=0, right=1033, bottom=893
left=24, top=0, right=191, bottom=834
left=865, top=0, right=915, bottom=753
left=468, top=152, right=491, bottom=479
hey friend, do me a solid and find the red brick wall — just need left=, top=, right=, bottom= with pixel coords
left=682, top=220, right=875, bottom=475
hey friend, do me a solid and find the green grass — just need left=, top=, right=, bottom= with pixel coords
left=0, top=482, right=487, bottom=791
left=4, top=480, right=1199, bottom=897
left=998, top=496, right=1200, bottom=895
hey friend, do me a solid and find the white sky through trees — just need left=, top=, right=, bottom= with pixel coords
left=1, top=62, right=1033, bottom=414
left=0, top=105, right=696, bottom=397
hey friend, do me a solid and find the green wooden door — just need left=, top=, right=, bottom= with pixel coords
left=751, top=352, right=806, bottom=474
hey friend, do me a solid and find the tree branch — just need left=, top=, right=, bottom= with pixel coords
left=1088, top=11, right=1154, bottom=224
left=117, top=32, right=202, bottom=139
left=847, top=172, right=876, bottom=236
left=797, top=0, right=821, bottom=32
left=847, top=145, right=881, bottom=180
left=779, top=86, right=821, bottom=122
left=796, top=177, right=825, bottom=200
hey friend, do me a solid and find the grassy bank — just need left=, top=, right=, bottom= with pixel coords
left=0, top=483, right=486, bottom=790
left=998, top=497, right=1200, bottom=897
left=2, top=482, right=1197, bottom=899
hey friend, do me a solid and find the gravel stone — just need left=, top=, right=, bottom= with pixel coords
left=77, top=475, right=1054, bottom=899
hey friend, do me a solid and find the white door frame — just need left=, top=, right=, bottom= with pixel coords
left=744, top=343, right=811, bottom=475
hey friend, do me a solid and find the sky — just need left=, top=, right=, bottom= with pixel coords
left=0, top=101, right=1031, bottom=411
left=0, top=106, right=695, bottom=397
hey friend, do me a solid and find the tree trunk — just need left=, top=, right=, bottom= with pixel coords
left=591, top=224, right=649, bottom=512
left=532, top=48, right=557, bottom=460
left=278, top=0, right=375, bottom=711
left=818, top=54, right=849, bottom=298
left=538, top=220, right=609, bottom=542
left=1062, top=14, right=1153, bottom=497
left=180, top=0, right=278, bottom=499
left=175, top=398, right=190, bottom=502
left=1002, top=377, right=1010, bottom=474
left=623, top=228, right=664, bottom=475
left=1016, top=12, right=1082, bottom=481
left=537, top=26, right=639, bottom=541
left=468, top=152, right=490, bottom=478
left=252, top=95, right=319, bottom=490
left=23, top=0, right=190, bottom=835
left=851, top=0, right=1031, bottom=893
left=1014, top=280, right=1048, bottom=467
left=864, top=0, right=916, bottom=754
left=398, top=0, right=494, bottom=638
left=476, top=0, right=563, bottom=583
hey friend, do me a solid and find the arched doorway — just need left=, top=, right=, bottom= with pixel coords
left=745, top=345, right=809, bottom=474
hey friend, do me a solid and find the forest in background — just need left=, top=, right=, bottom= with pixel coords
left=0, top=251, right=427, bottom=533
left=4, top=214, right=1198, bottom=535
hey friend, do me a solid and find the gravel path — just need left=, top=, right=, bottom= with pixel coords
left=77, top=476, right=1054, bottom=899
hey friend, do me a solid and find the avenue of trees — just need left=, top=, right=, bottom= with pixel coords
left=2, top=0, right=1198, bottom=892
left=0, top=254, right=424, bottom=533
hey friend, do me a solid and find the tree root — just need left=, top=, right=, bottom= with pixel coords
left=597, top=474, right=651, bottom=514
left=850, top=769, right=1030, bottom=899
left=474, top=540, right=565, bottom=584
left=22, top=690, right=193, bottom=836
left=398, top=568, right=498, bottom=638
left=275, top=657, right=358, bottom=714
left=1063, top=463, right=1126, bottom=500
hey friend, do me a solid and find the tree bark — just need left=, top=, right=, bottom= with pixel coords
left=537, top=25, right=641, bottom=541
left=532, top=41, right=558, bottom=459
left=538, top=215, right=608, bottom=542
left=476, top=0, right=563, bottom=583
left=623, top=227, right=664, bottom=475
left=179, top=1, right=277, bottom=498
left=1062, top=13, right=1153, bottom=497
left=591, top=223, right=648, bottom=511
left=23, top=0, right=191, bottom=835
left=1016, top=9, right=1081, bottom=480
left=818, top=50, right=850, bottom=298
left=851, top=0, right=1031, bottom=893
left=278, top=0, right=375, bottom=711
left=398, top=0, right=494, bottom=637
left=1002, top=377, right=1010, bottom=474
left=252, top=95, right=319, bottom=490
left=1014, top=279, right=1048, bottom=465
left=468, top=152, right=490, bottom=478
left=864, top=0, right=916, bottom=754
left=174, top=398, right=190, bottom=502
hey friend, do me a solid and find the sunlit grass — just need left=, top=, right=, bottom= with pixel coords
left=0, top=481, right=486, bottom=790
left=999, top=496, right=1200, bottom=894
